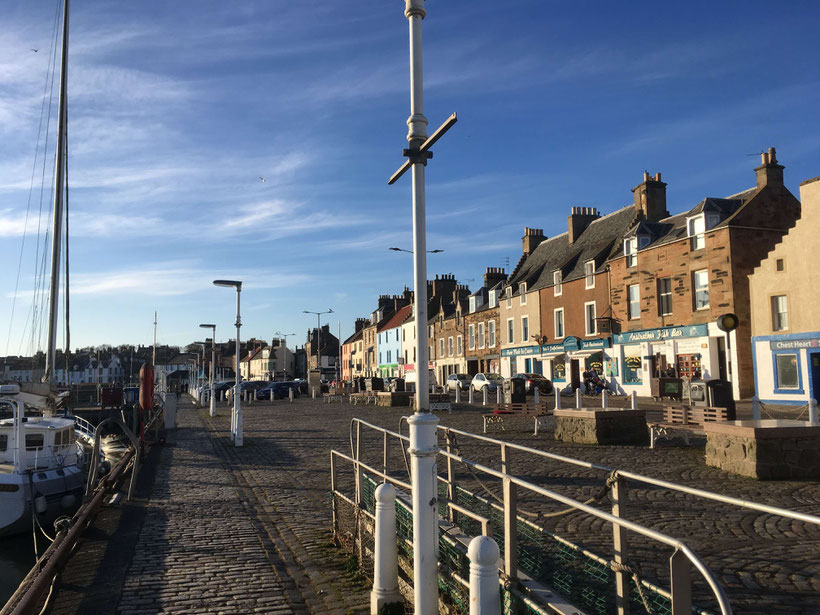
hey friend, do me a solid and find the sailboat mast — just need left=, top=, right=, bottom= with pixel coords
left=44, top=0, right=70, bottom=384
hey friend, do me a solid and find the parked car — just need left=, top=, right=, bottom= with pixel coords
left=227, top=380, right=270, bottom=400
left=513, top=373, right=554, bottom=395
left=471, top=373, right=504, bottom=393
left=256, top=381, right=300, bottom=400
left=446, top=373, right=472, bottom=392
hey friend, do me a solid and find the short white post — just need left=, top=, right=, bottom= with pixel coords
left=468, top=536, right=501, bottom=615
left=554, top=387, right=560, bottom=410
left=371, top=483, right=402, bottom=614
left=289, top=388, right=294, bottom=403
left=601, top=389, right=608, bottom=408
left=483, top=387, right=488, bottom=406
left=534, top=387, right=540, bottom=406
left=312, top=387, right=317, bottom=400
left=752, top=395, right=761, bottom=420
left=809, top=398, right=818, bottom=425
left=455, top=387, right=460, bottom=403
left=496, top=386, right=502, bottom=405
left=469, top=387, right=474, bottom=404
left=630, top=390, right=638, bottom=410
left=575, top=388, right=582, bottom=409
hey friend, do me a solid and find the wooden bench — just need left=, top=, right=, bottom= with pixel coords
left=649, top=405, right=729, bottom=448
left=483, top=401, right=552, bottom=435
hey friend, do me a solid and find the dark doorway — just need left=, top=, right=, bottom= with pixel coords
left=717, top=338, right=727, bottom=381
left=570, top=359, right=581, bottom=391
left=810, top=352, right=820, bottom=403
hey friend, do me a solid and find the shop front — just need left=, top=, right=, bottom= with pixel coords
left=752, top=332, right=820, bottom=405
left=611, top=324, right=736, bottom=397
left=501, top=337, right=612, bottom=391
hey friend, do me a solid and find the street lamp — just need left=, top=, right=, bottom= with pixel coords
left=388, top=247, right=443, bottom=253
left=200, top=324, right=216, bottom=417
left=274, top=332, right=295, bottom=380
left=303, top=309, right=333, bottom=392
left=213, top=279, right=243, bottom=447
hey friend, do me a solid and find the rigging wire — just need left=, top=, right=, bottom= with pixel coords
left=6, top=0, right=62, bottom=356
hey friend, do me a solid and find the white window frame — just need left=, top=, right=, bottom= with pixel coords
left=658, top=277, right=673, bottom=316
left=520, top=282, right=527, bottom=305
left=488, top=321, right=496, bottom=348
left=628, top=284, right=641, bottom=320
left=688, top=215, right=705, bottom=251
left=554, top=308, right=564, bottom=339
left=584, top=301, right=597, bottom=336
left=429, top=325, right=435, bottom=339
left=521, top=316, right=529, bottom=344
left=457, top=335, right=463, bottom=356
left=439, top=338, right=445, bottom=357
left=478, top=322, right=486, bottom=349
left=489, top=290, right=497, bottom=308
left=585, top=260, right=595, bottom=289
left=507, top=318, right=515, bottom=344
left=624, top=237, right=637, bottom=268
left=553, top=271, right=562, bottom=296
left=693, top=269, right=709, bottom=310
left=448, top=336, right=454, bottom=356
left=469, top=296, right=476, bottom=313
left=468, top=324, right=475, bottom=350
left=506, top=290, right=512, bottom=308
left=771, top=295, right=788, bottom=331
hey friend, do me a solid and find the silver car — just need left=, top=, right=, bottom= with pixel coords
left=471, top=373, right=504, bottom=393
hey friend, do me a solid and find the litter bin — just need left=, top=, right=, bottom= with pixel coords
left=658, top=377, right=683, bottom=401
left=504, top=378, right=527, bottom=404
left=390, top=378, right=405, bottom=392
left=706, top=379, right=736, bottom=419
left=689, top=380, right=708, bottom=407
left=366, top=377, right=385, bottom=392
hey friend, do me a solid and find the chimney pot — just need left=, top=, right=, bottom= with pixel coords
left=643, top=171, right=650, bottom=182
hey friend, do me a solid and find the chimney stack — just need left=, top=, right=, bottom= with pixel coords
left=632, top=171, right=668, bottom=222
left=354, top=318, right=368, bottom=332
left=522, top=227, right=546, bottom=256
left=754, top=146, right=784, bottom=189
left=483, top=267, right=508, bottom=289
left=430, top=273, right=457, bottom=300
left=567, top=207, right=601, bottom=244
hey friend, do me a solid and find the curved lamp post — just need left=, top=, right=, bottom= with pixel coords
left=388, top=247, right=443, bottom=254
left=200, top=324, right=216, bottom=417
left=214, top=280, right=242, bottom=447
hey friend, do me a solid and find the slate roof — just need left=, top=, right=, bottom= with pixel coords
left=342, top=329, right=364, bottom=346
left=379, top=304, right=413, bottom=332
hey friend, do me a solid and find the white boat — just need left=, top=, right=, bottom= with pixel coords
left=0, top=387, right=85, bottom=537
left=1, top=0, right=86, bottom=537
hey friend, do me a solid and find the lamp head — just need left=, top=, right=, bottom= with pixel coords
left=388, top=247, right=402, bottom=252
left=199, top=323, right=216, bottom=329
left=429, top=249, right=444, bottom=253
left=213, top=279, right=242, bottom=289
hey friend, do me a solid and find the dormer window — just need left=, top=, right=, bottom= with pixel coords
left=489, top=289, right=497, bottom=308
left=506, top=288, right=512, bottom=308
left=624, top=238, right=637, bottom=267
left=553, top=271, right=562, bottom=296
left=520, top=283, right=527, bottom=305
left=469, top=296, right=476, bottom=313
left=688, top=215, right=706, bottom=250
left=585, top=260, right=595, bottom=288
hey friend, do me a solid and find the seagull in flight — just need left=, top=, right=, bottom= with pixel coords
left=258, top=176, right=266, bottom=182
left=31, top=48, right=39, bottom=52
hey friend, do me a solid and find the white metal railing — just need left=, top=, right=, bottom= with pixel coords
left=341, top=419, right=745, bottom=614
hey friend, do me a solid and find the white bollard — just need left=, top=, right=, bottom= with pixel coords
left=455, top=387, right=461, bottom=403
left=554, top=387, right=561, bottom=410
left=371, top=483, right=402, bottom=614
left=575, top=388, right=582, bottom=409
left=289, top=388, right=294, bottom=403
left=630, top=390, right=638, bottom=410
left=534, top=387, right=540, bottom=406
left=483, top=387, right=489, bottom=407
left=752, top=395, right=761, bottom=420
left=601, top=389, right=608, bottom=408
left=312, top=387, right=316, bottom=400
left=468, top=535, right=501, bottom=615
left=809, top=399, right=819, bottom=425
left=469, top=387, right=474, bottom=405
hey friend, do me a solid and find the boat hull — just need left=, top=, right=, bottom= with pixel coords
left=0, top=466, right=85, bottom=537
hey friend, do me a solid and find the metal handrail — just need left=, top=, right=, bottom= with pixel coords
left=332, top=441, right=732, bottom=615
left=351, top=419, right=820, bottom=527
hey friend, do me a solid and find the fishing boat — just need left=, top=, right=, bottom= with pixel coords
left=0, top=0, right=86, bottom=537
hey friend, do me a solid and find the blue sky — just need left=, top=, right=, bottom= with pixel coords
left=1, top=0, right=819, bottom=353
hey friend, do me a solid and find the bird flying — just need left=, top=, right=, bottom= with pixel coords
left=31, top=48, right=39, bottom=52
left=258, top=176, right=266, bottom=182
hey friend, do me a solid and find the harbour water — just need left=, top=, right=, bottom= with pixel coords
left=0, top=534, right=35, bottom=605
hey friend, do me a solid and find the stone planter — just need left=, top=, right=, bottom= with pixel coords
left=554, top=409, right=648, bottom=445
left=704, top=420, right=820, bottom=480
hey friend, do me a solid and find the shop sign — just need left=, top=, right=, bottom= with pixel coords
left=613, top=324, right=708, bottom=344
left=502, top=336, right=612, bottom=358
left=563, top=336, right=581, bottom=352
left=581, top=338, right=611, bottom=350
left=769, top=338, right=820, bottom=350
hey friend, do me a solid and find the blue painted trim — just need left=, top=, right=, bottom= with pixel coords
left=752, top=339, right=759, bottom=398
left=760, top=398, right=808, bottom=406
left=752, top=331, right=820, bottom=342
left=771, top=349, right=804, bottom=395
left=808, top=350, right=819, bottom=403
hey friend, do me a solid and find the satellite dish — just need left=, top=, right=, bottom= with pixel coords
left=716, top=313, right=739, bottom=332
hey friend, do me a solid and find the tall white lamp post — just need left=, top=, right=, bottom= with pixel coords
left=200, top=324, right=216, bottom=417
left=387, top=2, right=458, bottom=612
left=214, top=280, right=243, bottom=447
left=274, top=331, right=295, bottom=379
left=303, top=309, right=333, bottom=385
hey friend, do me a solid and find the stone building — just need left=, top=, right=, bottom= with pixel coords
left=463, top=268, right=507, bottom=375
left=430, top=285, right=470, bottom=383
left=608, top=149, right=801, bottom=398
left=749, top=174, right=819, bottom=403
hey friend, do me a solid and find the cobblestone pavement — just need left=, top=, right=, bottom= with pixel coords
left=43, top=394, right=819, bottom=614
